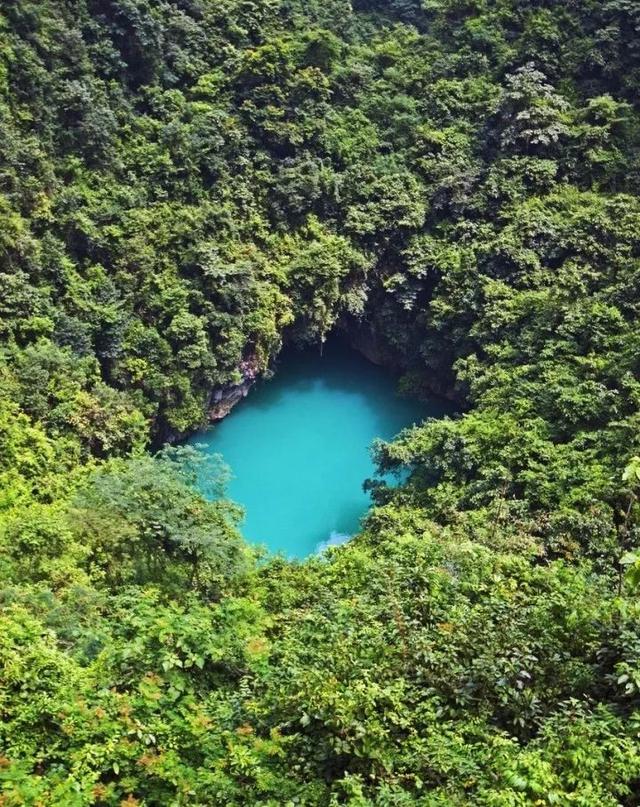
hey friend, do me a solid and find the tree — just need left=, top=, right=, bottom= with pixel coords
left=71, top=447, right=248, bottom=596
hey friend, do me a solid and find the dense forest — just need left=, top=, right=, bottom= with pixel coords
left=2, top=0, right=640, bottom=803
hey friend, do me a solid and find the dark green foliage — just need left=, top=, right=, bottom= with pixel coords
left=3, top=0, right=640, bottom=803
left=71, top=447, right=248, bottom=595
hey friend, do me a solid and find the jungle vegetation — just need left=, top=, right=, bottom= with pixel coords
left=2, top=0, right=640, bottom=803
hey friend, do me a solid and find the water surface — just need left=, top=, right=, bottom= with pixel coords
left=188, top=340, right=449, bottom=557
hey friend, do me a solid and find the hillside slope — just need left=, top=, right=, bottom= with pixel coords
left=2, top=1, right=640, bottom=804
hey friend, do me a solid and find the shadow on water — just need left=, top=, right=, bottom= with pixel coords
left=245, top=337, right=441, bottom=428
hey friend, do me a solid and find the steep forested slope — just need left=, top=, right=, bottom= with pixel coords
left=2, top=1, right=640, bottom=804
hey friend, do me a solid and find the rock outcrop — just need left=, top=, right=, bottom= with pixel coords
left=341, top=320, right=399, bottom=369
left=208, top=355, right=262, bottom=421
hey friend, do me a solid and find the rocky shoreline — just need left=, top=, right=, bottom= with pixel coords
left=157, top=322, right=459, bottom=449
left=208, top=355, right=262, bottom=421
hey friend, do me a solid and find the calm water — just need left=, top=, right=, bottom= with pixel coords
left=187, top=340, right=449, bottom=558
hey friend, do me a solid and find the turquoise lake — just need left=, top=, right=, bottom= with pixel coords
left=187, top=340, right=449, bottom=558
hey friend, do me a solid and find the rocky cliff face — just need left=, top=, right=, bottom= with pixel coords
left=342, top=321, right=399, bottom=369
left=208, top=355, right=262, bottom=421
left=343, top=319, right=460, bottom=404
